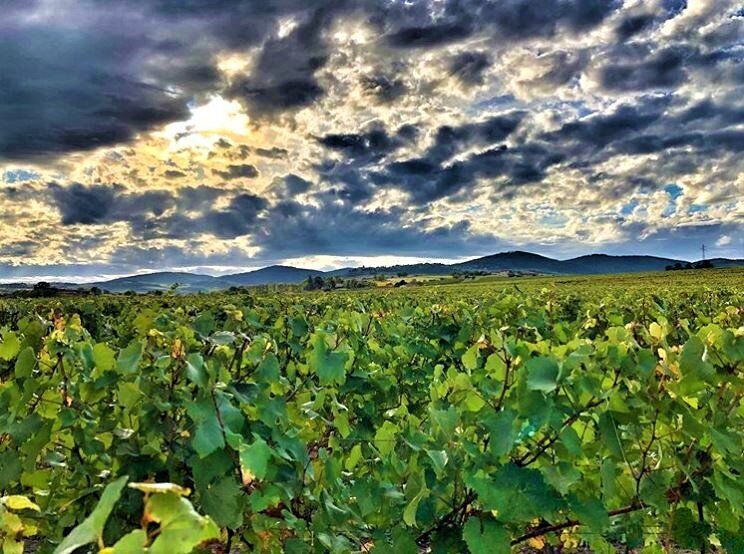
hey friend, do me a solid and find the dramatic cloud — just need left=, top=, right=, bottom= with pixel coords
left=0, top=0, right=742, bottom=278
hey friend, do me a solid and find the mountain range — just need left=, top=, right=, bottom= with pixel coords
left=4, top=251, right=739, bottom=293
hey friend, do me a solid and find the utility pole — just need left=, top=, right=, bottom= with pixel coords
left=701, top=244, right=706, bottom=261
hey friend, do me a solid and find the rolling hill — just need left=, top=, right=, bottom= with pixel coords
left=3, top=252, right=741, bottom=293
left=219, top=265, right=323, bottom=286
left=86, top=272, right=224, bottom=293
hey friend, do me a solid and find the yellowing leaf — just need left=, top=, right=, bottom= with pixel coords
left=128, top=482, right=190, bottom=496
left=2, top=495, right=41, bottom=512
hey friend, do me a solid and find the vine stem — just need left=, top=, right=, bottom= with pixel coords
left=510, top=501, right=646, bottom=545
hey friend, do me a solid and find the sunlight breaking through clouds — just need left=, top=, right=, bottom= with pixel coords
left=0, top=0, right=741, bottom=277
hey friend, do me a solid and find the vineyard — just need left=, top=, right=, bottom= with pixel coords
left=0, top=268, right=742, bottom=553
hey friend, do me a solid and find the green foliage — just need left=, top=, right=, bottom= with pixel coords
left=54, top=476, right=128, bottom=554
left=0, top=269, right=742, bottom=552
left=53, top=478, right=217, bottom=554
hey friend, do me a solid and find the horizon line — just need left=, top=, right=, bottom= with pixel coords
left=1, top=248, right=739, bottom=285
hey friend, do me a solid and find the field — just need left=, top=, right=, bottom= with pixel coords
left=0, top=269, right=742, bottom=553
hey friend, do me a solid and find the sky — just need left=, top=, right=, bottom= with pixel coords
left=0, top=0, right=742, bottom=280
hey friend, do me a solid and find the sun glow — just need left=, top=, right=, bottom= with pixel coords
left=160, top=96, right=251, bottom=150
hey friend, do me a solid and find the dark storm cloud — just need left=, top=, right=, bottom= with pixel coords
left=385, top=0, right=619, bottom=47
left=48, top=182, right=267, bottom=240
left=212, top=164, right=260, bottom=180
left=251, top=198, right=496, bottom=258
left=0, top=31, right=190, bottom=160
left=678, top=99, right=744, bottom=126
left=164, top=170, right=186, bottom=179
left=480, top=0, right=620, bottom=39
left=201, top=193, right=268, bottom=239
left=50, top=184, right=173, bottom=225
left=366, top=112, right=525, bottom=204
left=0, top=0, right=351, bottom=158
left=615, top=13, right=656, bottom=41
left=543, top=96, right=671, bottom=150
left=0, top=0, right=627, bottom=160
left=387, top=22, right=475, bottom=48
left=448, top=52, right=491, bottom=86
left=283, top=174, right=314, bottom=195
left=45, top=178, right=498, bottom=256
left=360, top=74, right=407, bottom=103
left=614, top=129, right=744, bottom=156
left=254, top=147, right=289, bottom=159
left=228, top=79, right=325, bottom=115
left=317, top=127, right=405, bottom=160
left=425, top=111, right=526, bottom=163
left=599, top=45, right=692, bottom=92
left=314, top=111, right=527, bottom=204
left=225, top=3, right=346, bottom=117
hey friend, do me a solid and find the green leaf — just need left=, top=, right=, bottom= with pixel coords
left=461, top=344, right=479, bottom=370
left=402, top=473, right=428, bottom=527
left=192, top=419, right=225, bottom=459
left=308, top=332, right=348, bottom=386
left=53, top=476, right=128, bottom=554
left=485, top=353, right=506, bottom=380
left=670, top=507, right=709, bottom=549
left=467, top=464, right=563, bottom=523
left=374, top=421, right=399, bottom=457
left=187, top=397, right=225, bottom=458
left=116, top=340, right=144, bottom=374
left=0, top=452, right=22, bottom=489
left=484, top=409, right=517, bottom=457
left=184, top=353, right=208, bottom=388
left=14, top=347, right=36, bottom=378
left=570, top=495, right=609, bottom=532
left=146, top=493, right=220, bottom=554
left=597, top=412, right=624, bottom=459
left=425, top=449, right=448, bottom=474
left=93, top=343, right=116, bottom=372
left=239, top=435, right=273, bottom=481
left=345, top=444, right=363, bottom=471
left=678, top=336, right=715, bottom=393
left=462, top=517, right=510, bottom=554
left=112, top=530, right=147, bottom=554
left=0, top=331, right=21, bottom=361
left=257, top=353, right=280, bottom=381
left=199, top=476, right=243, bottom=529
left=526, top=356, right=559, bottom=392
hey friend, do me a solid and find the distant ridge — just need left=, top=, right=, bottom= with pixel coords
left=218, top=265, right=323, bottom=286
left=3, top=251, right=742, bottom=293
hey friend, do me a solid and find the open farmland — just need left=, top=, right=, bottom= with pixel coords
left=0, top=269, right=742, bottom=553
